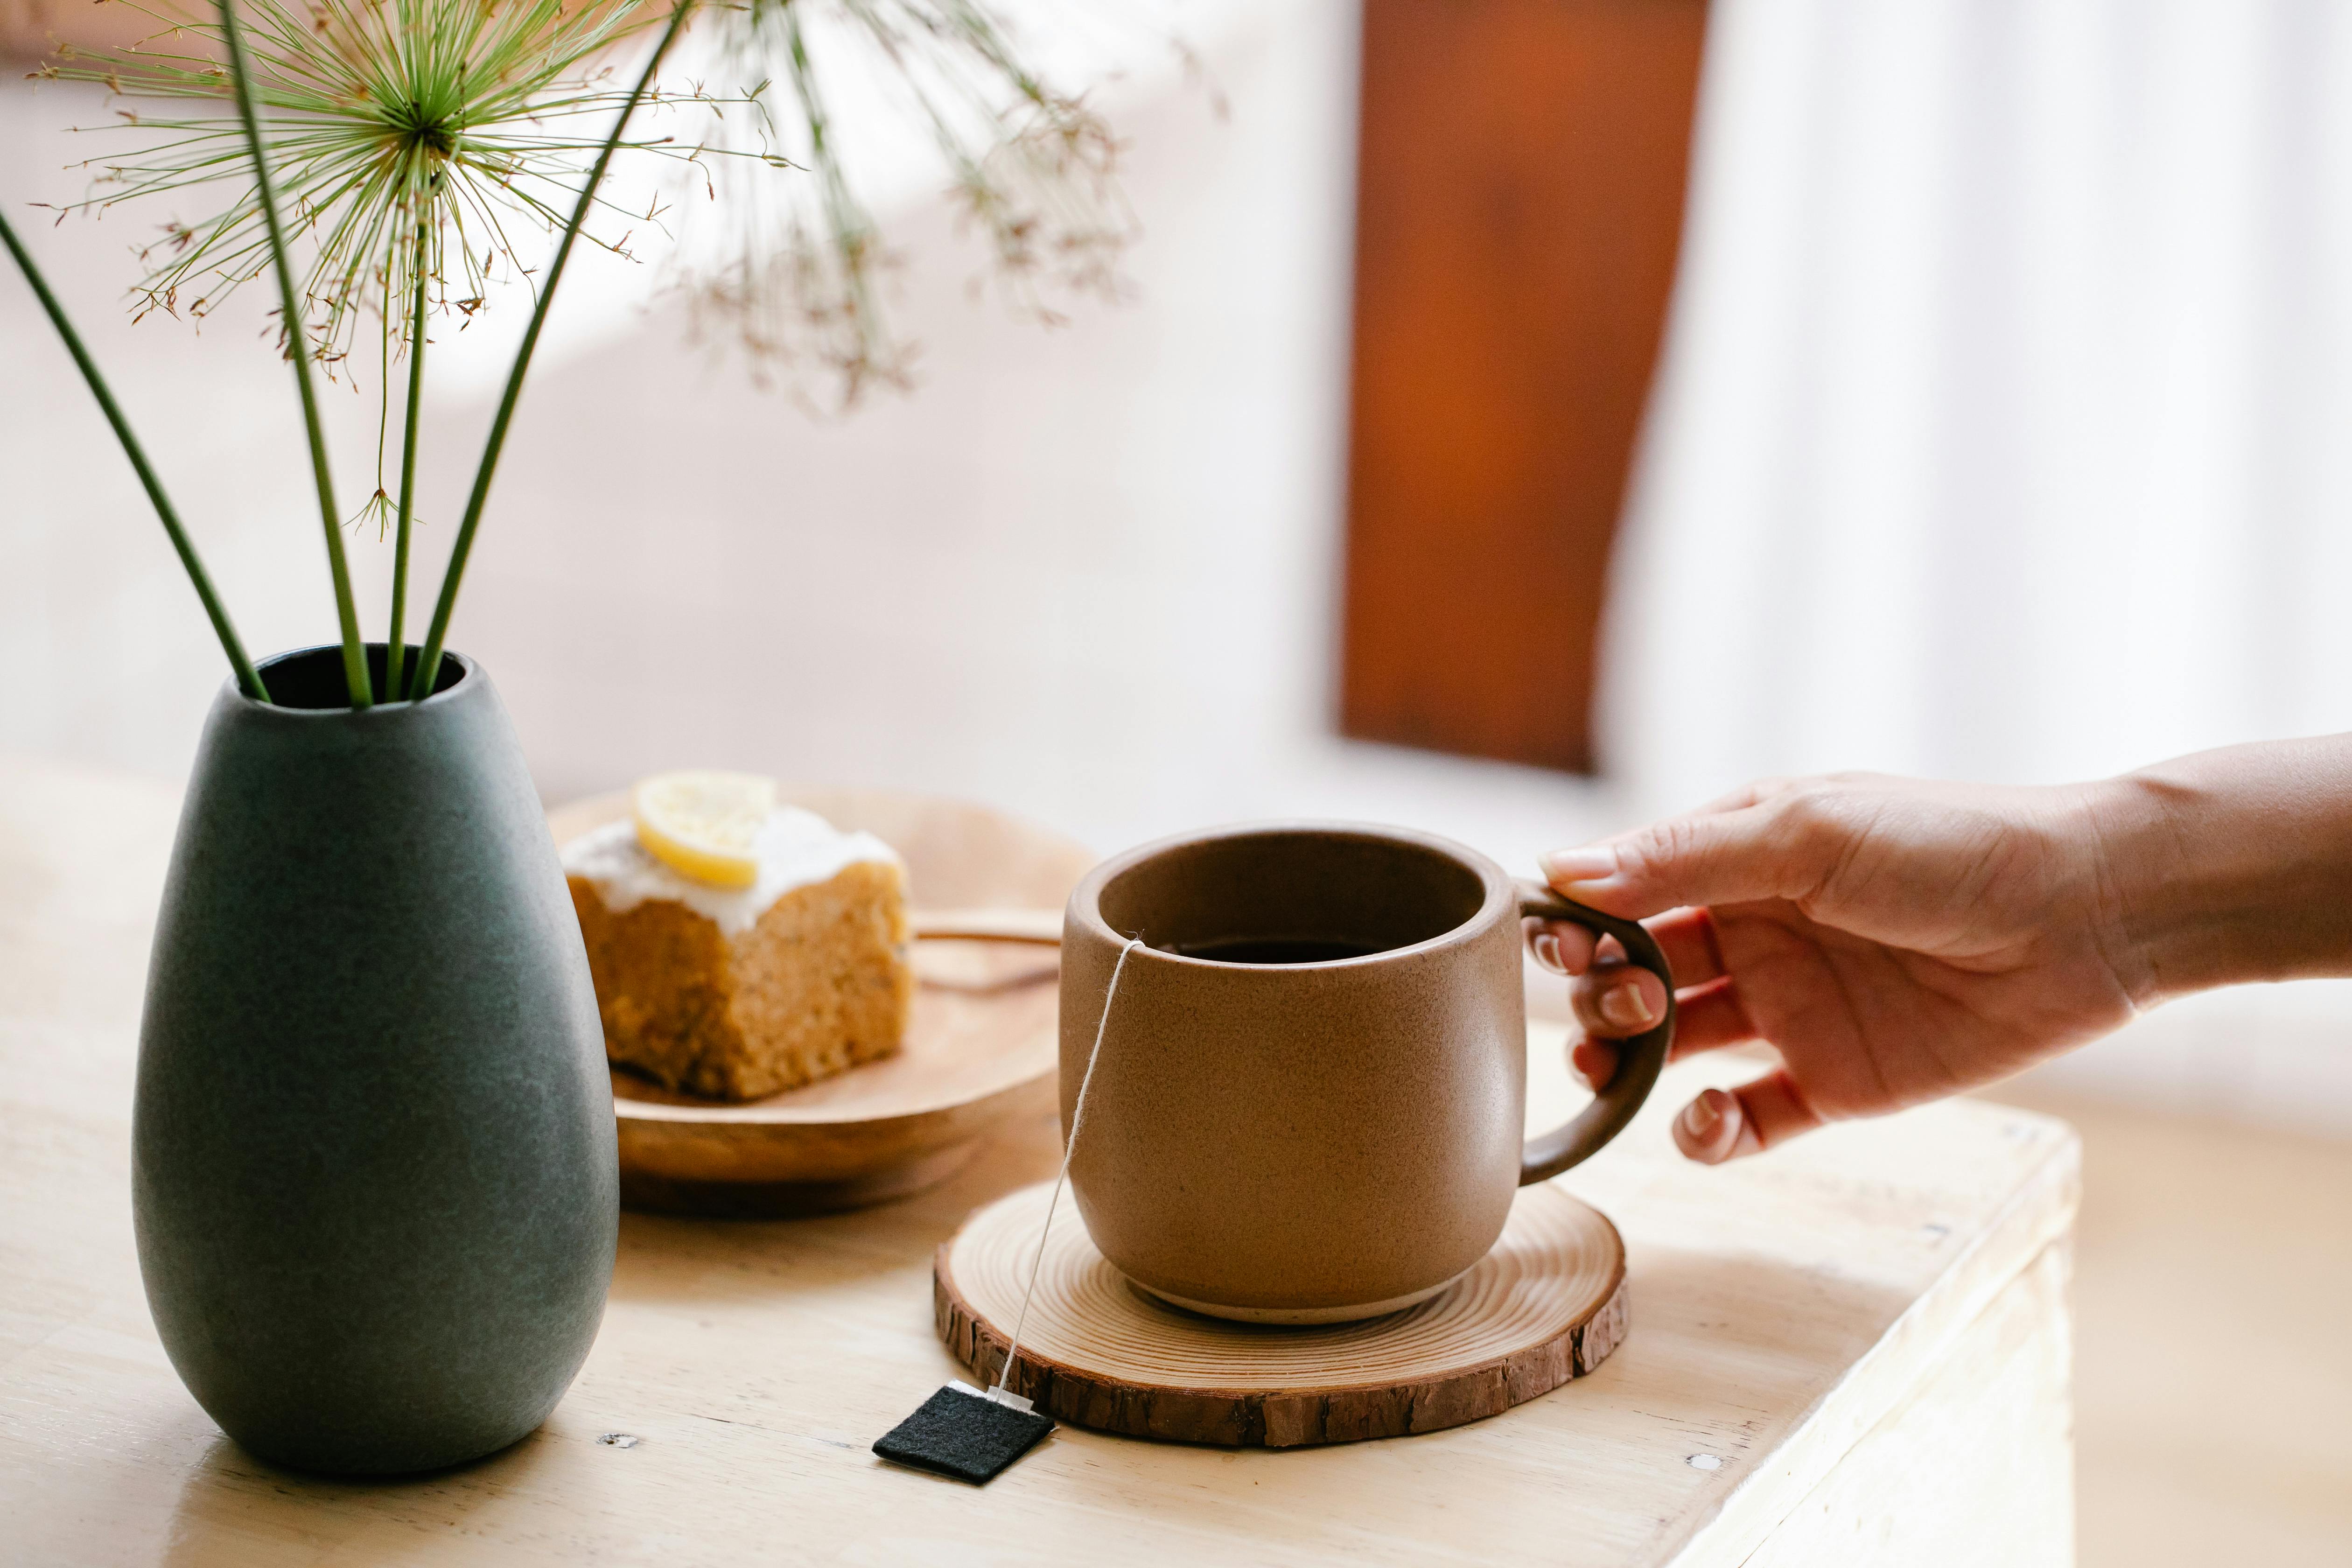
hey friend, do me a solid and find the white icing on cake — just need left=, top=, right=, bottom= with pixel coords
left=561, top=807, right=903, bottom=935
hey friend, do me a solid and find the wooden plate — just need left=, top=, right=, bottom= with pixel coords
left=546, top=789, right=1092, bottom=1217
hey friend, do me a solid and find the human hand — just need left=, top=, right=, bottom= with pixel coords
left=1524, top=774, right=2146, bottom=1164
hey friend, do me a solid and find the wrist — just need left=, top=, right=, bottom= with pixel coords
left=2081, top=738, right=2352, bottom=1001
left=2076, top=771, right=2209, bottom=1004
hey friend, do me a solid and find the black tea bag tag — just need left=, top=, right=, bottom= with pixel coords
left=873, top=1382, right=1055, bottom=1485
left=876, top=936, right=1138, bottom=1485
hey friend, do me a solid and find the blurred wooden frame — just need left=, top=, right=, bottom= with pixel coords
left=1340, top=0, right=1708, bottom=775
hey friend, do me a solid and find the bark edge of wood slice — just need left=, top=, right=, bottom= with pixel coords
left=934, top=1180, right=1628, bottom=1447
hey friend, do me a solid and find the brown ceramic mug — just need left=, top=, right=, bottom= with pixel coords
left=1058, top=822, right=1676, bottom=1323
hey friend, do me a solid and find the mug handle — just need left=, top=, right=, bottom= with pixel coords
left=1516, top=881, right=1677, bottom=1186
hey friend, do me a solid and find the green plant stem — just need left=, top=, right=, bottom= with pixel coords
left=0, top=207, right=271, bottom=704
left=217, top=0, right=371, bottom=708
left=407, top=0, right=694, bottom=701
left=386, top=219, right=428, bottom=703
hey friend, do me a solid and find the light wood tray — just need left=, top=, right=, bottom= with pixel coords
left=546, top=789, right=1093, bottom=1217
left=935, top=1179, right=1629, bottom=1446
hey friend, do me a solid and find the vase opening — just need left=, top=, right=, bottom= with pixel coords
left=255, top=644, right=469, bottom=711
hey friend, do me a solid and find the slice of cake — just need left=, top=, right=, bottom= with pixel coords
left=563, top=774, right=912, bottom=1100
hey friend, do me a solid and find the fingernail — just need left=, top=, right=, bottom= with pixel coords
left=1543, top=845, right=1617, bottom=885
left=1679, top=1092, right=1721, bottom=1142
left=1532, top=932, right=1567, bottom=975
left=1676, top=1088, right=1740, bottom=1164
left=1597, top=980, right=1655, bottom=1029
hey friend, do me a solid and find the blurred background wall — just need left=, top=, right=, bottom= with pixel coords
left=0, top=0, right=1621, bottom=880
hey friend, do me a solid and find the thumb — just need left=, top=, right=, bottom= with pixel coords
left=1673, top=1074, right=1826, bottom=1163
left=1542, top=797, right=1833, bottom=918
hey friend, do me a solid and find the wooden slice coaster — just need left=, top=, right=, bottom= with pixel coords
left=933, top=1181, right=1627, bottom=1447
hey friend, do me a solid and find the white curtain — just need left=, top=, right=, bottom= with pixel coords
left=1605, top=0, right=2352, bottom=803
left=1599, top=0, right=2352, bottom=1131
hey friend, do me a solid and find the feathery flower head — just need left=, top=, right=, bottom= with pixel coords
left=674, top=0, right=1138, bottom=408
left=38, top=0, right=1151, bottom=411
left=43, top=0, right=686, bottom=367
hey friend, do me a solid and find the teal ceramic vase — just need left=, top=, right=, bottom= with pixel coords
left=134, top=644, right=617, bottom=1476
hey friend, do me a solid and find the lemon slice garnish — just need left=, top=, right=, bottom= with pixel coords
left=630, top=771, right=777, bottom=889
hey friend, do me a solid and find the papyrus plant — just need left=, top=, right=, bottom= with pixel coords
left=4, top=0, right=1134, bottom=707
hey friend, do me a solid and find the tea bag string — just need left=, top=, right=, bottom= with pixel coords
left=990, top=932, right=1144, bottom=1401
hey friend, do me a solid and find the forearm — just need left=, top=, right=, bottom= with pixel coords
left=2087, top=735, right=2352, bottom=1001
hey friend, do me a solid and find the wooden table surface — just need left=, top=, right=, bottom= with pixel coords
left=0, top=758, right=2079, bottom=1566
